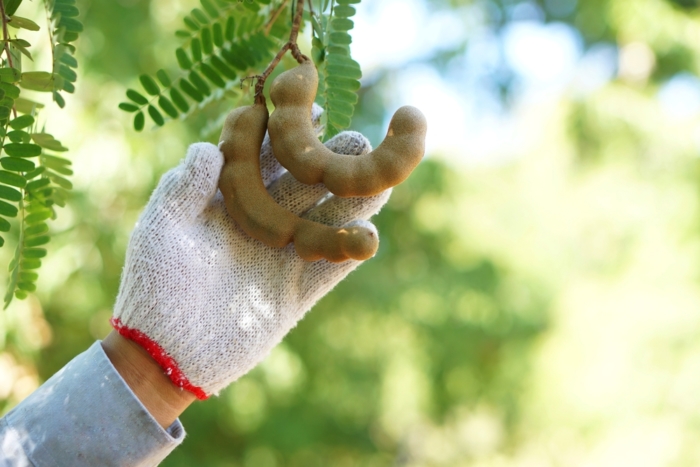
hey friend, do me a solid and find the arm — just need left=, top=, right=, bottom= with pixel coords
left=0, top=341, right=186, bottom=467
left=102, top=331, right=195, bottom=429
left=1, top=125, right=390, bottom=465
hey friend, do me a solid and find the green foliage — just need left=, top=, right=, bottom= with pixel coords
left=0, top=0, right=79, bottom=307
left=310, top=0, right=362, bottom=139
left=119, top=0, right=364, bottom=140
left=120, top=0, right=287, bottom=131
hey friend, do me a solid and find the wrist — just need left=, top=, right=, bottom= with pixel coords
left=102, top=330, right=196, bottom=429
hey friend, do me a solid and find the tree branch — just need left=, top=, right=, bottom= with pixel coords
left=253, top=0, right=308, bottom=104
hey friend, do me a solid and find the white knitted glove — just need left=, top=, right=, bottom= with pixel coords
left=111, top=121, right=390, bottom=399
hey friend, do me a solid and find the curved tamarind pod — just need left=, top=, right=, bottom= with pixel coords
left=218, top=102, right=378, bottom=262
left=268, top=59, right=428, bottom=197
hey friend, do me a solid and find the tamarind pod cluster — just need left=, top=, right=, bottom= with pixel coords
left=268, top=59, right=428, bottom=198
left=218, top=102, right=379, bottom=262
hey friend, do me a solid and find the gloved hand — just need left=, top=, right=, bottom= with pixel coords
left=111, top=115, right=390, bottom=400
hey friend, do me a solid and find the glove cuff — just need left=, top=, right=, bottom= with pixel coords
left=110, top=317, right=209, bottom=400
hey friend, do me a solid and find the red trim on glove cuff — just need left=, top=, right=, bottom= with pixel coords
left=110, top=317, right=208, bottom=400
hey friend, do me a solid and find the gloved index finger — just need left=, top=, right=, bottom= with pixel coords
left=147, top=142, right=224, bottom=223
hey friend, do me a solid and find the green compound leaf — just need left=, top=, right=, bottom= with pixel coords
left=139, top=74, right=160, bottom=95
left=58, top=65, right=77, bottom=82
left=199, top=63, right=225, bottom=88
left=200, top=0, right=218, bottom=17
left=156, top=69, right=171, bottom=87
left=212, top=22, right=224, bottom=47
left=42, top=155, right=71, bottom=169
left=17, top=281, right=37, bottom=292
left=0, top=185, right=21, bottom=201
left=59, top=54, right=78, bottom=68
left=53, top=91, right=66, bottom=108
left=62, top=32, right=80, bottom=43
left=1, top=83, right=20, bottom=99
left=119, top=102, right=139, bottom=112
left=25, top=210, right=52, bottom=225
left=25, top=223, right=48, bottom=236
left=331, top=18, right=354, bottom=31
left=126, top=89, right=148, bottom=105
left=49, top=173, right=72, bottom=190
left=0, top=68, right=21, bottom=83
left=327, top=88, right=359, bottom=104
left=0, top=200, right=18, bottom=217
left=23, top=166, right=44, bottom=180
left=191, top=38, right=203, bottom=63
left=184, top=16, right=199, bottom=31
left=210, top=55, right=237, bottom=80
left=13, top=290, right=27, bottom=300
left=0, top=157, right=35, bottom=172
left=327, top=100, right=355, bottom=116
left=224, top=17, right=235, bottom=41
left=4, top=0, right=21, bottom=16
left=328, top=111, right=352, bottom=128
left=19, top=271, right=38, bottom=282
left=9, top=115, right=34, bottom=129
left=53, top=4, right=79, bottom=17
left=25, top=228, right=50, bottom=243
left=20, top=72, right=54, bottom=92
left=134, top=111, right=145, bottom=131
left=179, top=79, right=204, bottom=102
left=4, top=144, right=42, bottom=158
left=148, top=105, right=164, bottom=126
left=8, top=16, right=40, bottom=31
left=31, top=133, right=69, bottom=152
left=25, top=178, right=50, bottom=192
left=7, top=131, right=30, bottom=144
left=23, top=248, right=47, bottom=259
left=326, top=76, right=361, bottom=91
left=169, top=88, right=190, bottom=112
left=201, top=28, right=213, bottom=55
left=46, top=164, right=72, bottom=176
left=0, top=218, right=9, bottom=232
left=188, top=71, right=211, bottom=96
left=176, top=48, right=193, bottom=70
left=20, top=258, right=42, bottom=269
left=334, top=5, right=356, bottom=17
left=158, top=96, right=179, bottom=119
left=58, top=17, right=83, bottom=33
left=192, top=8, right=209, bottom=25
left=329, top=32, right=352, bottom=45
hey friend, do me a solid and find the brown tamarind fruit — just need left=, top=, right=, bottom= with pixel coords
left=218, top=101, right=379, bottom=262
left=268, top=59, right=428, bottom=197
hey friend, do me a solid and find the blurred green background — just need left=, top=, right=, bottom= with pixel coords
left=3, top=0, right=700, bottom=465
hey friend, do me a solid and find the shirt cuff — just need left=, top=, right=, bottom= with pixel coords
left=0, top=341, right=185, bottom=467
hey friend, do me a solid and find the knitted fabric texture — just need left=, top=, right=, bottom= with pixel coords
left=112, top=126, right=390, bottom=398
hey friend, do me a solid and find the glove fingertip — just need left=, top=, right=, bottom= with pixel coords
left=324, top=131, right=372, bottom=156
left=184, top=142, right=224, bottom=175
left=343, top=219, right=378, bottom=236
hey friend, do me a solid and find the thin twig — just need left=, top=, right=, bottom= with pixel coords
left=264, top=0, right=289, bottom=36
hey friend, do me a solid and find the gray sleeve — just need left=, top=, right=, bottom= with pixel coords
left=0, top=341, right=186, bottom=467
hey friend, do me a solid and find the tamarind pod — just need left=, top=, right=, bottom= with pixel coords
left=218, top=102, right=379, bottom=262
left=268, top=59, right=428, bottom=197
